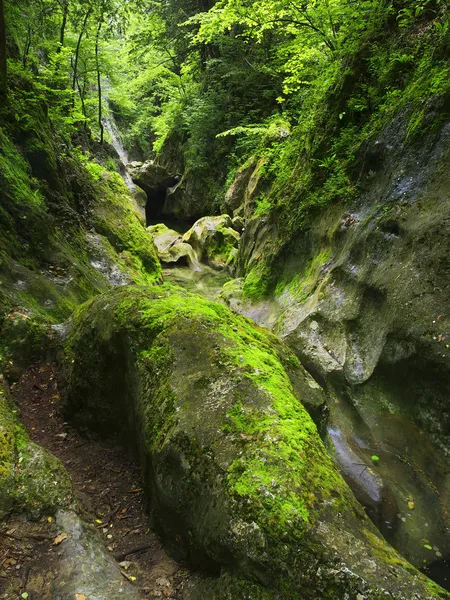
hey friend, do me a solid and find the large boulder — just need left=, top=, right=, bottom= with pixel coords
left=127, top=161, right=174, bottom=190
left=127, top=161, right=180, bottom=221
left=63, top=286, right=447, bottom=600
left=148, top=223, right=200, bottom=268
left=183, top=215, right=240, bottom=271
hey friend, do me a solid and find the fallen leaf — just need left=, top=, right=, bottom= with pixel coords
left=424, top=544, right=433, bottom=550
left=47, top=516, right=53, bottom=523
left=371, top=455, right=380, bottom=462
left=75, top=595, right=87, bottom=600
left=407, top=501, right=415, bottom=510
left=21, top=593, right=29, bottom=599
left=53, top=533, right=67, bottom=545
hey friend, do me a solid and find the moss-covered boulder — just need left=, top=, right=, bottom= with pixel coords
left=63, top=286, right=447, bottom=599
left=0, top=374, right=74, bottom=518
left=148, top=223, right=200, bottom=268
left=183, top=215, right=240, bottom=271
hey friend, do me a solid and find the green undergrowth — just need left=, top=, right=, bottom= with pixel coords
left=0, top=77, right=162, bottom=377
left=235, top=10, right=450, bottom=295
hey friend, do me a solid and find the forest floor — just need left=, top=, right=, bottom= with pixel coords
left=0, top=363, right=190, bottom=599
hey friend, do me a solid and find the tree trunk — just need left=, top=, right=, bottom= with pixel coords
left=58, top=0, right=69, bottom=52
left=72, top=6, right=92, bottom=106
left=22, top=24, right=32, bottom=67
left=0, top=0, right=7, bottom=102
left=95, top=19, right=104, bottom=144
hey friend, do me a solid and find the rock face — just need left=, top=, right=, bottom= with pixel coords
left=223, top=159, right=257, bottom=215
left=182, top=215, right=240, bottom=271
left=228, top=111, right=450, bottom=576
left=128, top=161, right=180, bottom=222
left=224, top=157, right=268, bottom=221
left=63, top=285, right=447, bottom=600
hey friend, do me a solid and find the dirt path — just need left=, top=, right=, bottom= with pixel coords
left=0, top=363, right=190, bottom=599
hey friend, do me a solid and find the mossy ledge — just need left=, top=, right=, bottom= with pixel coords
left=63, top=285, right=447, bottom=599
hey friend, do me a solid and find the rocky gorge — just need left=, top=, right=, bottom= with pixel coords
left=1, top=1, right=450, bottom=598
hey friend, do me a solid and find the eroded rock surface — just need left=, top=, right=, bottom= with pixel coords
left=182, top=215, right=240, bottom=271
left=63, top=285, right=447, bottom=599
left=226, top=111, right=450, bottom=578
left=148, top=223, right=200, bottom=269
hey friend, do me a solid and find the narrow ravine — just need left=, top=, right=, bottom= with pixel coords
left=1, top=365, right=190, bottom=599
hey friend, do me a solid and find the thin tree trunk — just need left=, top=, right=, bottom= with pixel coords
left=72, top=7, right=91, bottom=93
left=95, top=18, right=104, bottom=144
left=58, top=0, right=69, bottom=52
left=0, top=0, right=7, bottom=102
left=22, top=24, right=32, bottom=67
left=76, top=75, right=87, bottom=120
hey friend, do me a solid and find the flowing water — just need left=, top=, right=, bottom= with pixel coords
left=103, top=115, right=137, bottom=194
left=163, top=264, right=232, bottom=300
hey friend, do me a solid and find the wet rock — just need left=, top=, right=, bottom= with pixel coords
left=63, top=285, right=447, bottom=599
left=48, top=510, right=141, bottom=600
left=86, top=232, right=132, bottom=287
left=182, top=215, right=240, bottom=271
left=231, top=216, right=245, bottom=233
left=223, top=158, right=257, bottom=214
left=148, top=223, right=200, bottom=269
left=128, top=161, right=173, bottom=190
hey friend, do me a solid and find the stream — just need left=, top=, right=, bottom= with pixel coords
left=162, top=264, right=232, bottom=300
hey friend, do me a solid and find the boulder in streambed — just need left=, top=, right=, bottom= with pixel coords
left=182, top=215, right=240, bottom=271
left=148, top=223, right=200, bottom=268
left=63, top=286, right=448, bottom=600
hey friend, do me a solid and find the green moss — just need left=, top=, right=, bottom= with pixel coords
left=205, top=224, right=240, bottom=267
left=0, top=375, right=72, bottom=517
left=91, top=168, right=161, bottom=282
left=0, top=379, right=16, bottom=479
left=0, top=310, right=54, bottom=376
left=64, top=285, right=449, bottom=599
left=242, top=265, right=272, bottom=300
left=216, top=316, right=348, bottom=535
left=274, top=249, right=332, bottom=301
left=67, top=286, right=351, bottom=538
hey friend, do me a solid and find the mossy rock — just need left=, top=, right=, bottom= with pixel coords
left=183, top=215, right=240, bottom=271
left=0, top=309, right=55, bottom=379
left=0, top=374, right=74, bottom=518
left=91, top=170, right=162, bottom=283
left=63, top=286, right=447, bottom=599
